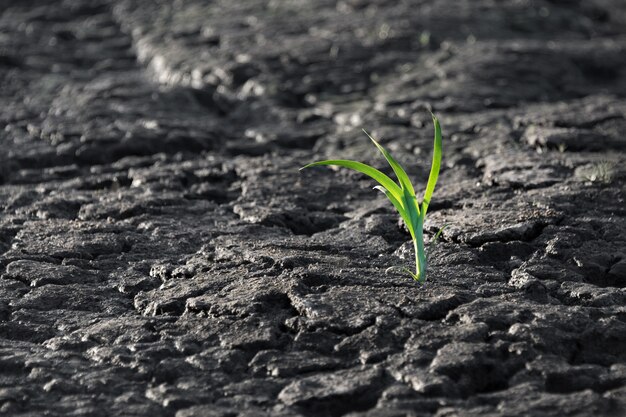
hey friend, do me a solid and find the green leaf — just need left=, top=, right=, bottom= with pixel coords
left=421, top=113, right=442, bottom=216
left=402, top=190, right=420, bottom=236
left=300, top=159, right=404, bottom=205
left=362, top=130, right=419, bottom=214
left=401, top=267, right=422, bottom=282
left=374, top=186, right=415, bottom=240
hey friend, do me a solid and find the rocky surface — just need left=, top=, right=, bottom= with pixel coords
left=1, top=0, right=625, bottom=416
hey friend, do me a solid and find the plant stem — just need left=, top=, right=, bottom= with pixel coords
left=413, top=218, right=427, bottom=282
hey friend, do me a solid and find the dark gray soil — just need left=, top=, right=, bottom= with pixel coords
left=1, top=1, right=626, bottom=416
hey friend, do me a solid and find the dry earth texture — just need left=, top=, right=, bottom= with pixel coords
left=1, top=1, right=626, bottom=416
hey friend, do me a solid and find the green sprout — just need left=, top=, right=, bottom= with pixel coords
left=300, top=113, right=443, bottom=283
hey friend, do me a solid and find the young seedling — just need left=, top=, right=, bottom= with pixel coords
left=300, top=113, right=443, bottom=283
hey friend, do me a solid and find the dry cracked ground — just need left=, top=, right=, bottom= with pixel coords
left=1, top=0, right=626, bottom=416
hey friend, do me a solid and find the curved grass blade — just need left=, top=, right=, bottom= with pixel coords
left=421, top=113, right=442, bottom=215
left=300, top=159, right=404, bottom=204
left=362, top=130, right=419, bottom=211
left=401, top=267, right=422, bottom=282
left=374, top=186, right=415, bottom=240
left=385, top=265, right=423, bottom=283
left=403, top=190, right=420, bottom=236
